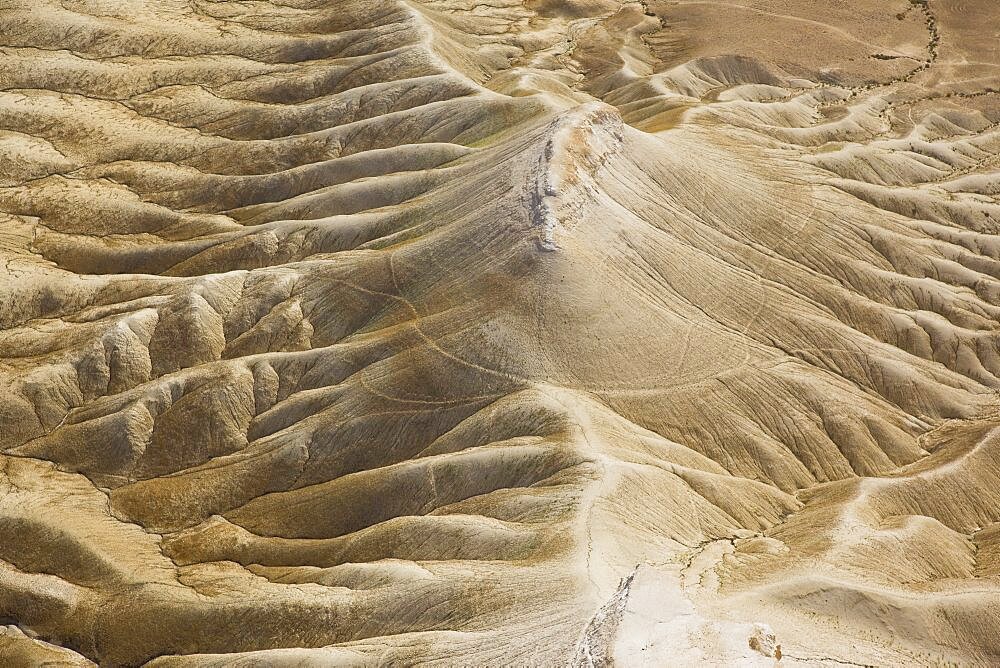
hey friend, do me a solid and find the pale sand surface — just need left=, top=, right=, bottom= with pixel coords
left=1, top=1, right=1000, bottom=665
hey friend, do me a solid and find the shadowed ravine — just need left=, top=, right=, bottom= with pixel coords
left=2, top=0, right=1000, bottom=665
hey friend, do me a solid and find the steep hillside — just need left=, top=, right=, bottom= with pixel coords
left=2, top=1, right=1000, bottom=665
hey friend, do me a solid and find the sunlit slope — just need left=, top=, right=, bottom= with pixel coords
left=1, top=0, right=1000, bottom=665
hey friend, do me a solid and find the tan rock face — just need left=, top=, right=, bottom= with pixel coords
left=1, top=0, right=999, bottom=665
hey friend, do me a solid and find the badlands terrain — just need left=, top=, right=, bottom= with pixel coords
left=1, top=0, right=1000, bottom=665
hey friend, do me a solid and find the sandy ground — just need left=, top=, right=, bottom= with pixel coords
left=1, top=0, right=1000, bottom=665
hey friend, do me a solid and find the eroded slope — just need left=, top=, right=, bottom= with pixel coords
left=2, top=0, right=1000, bottom=665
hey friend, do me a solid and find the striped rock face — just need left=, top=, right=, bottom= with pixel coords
left=1, top=1, right=999, bottom=665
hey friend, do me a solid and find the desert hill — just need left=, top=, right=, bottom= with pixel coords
left=1, top=0, right=1000, bottom=665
